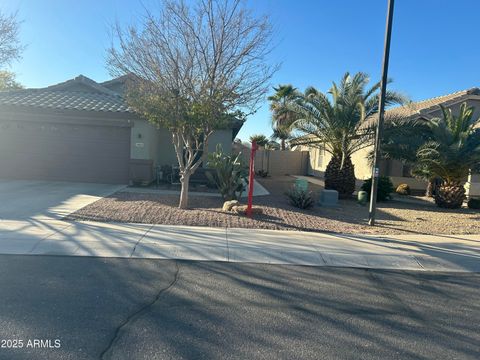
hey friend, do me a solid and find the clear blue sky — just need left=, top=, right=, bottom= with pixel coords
left=3, top=0, right=480, bottom=140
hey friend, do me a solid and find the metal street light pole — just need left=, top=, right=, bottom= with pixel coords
left=368, top=0, right=395, bottom=226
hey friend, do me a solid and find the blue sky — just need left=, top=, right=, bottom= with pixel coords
left=3, top=0, right=480, bottom=140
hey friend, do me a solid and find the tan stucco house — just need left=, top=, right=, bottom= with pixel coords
left=0, top=75, right=242, bottom=184
left=295, top=88, right=480, bottom=197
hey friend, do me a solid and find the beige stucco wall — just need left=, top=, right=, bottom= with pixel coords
left=351, top=147, right=373, bottom=180
left=130, top=119, right=177, bottom=167
left=427, top=99, right=480, bottom=123
left=465, top=173, right=480, bottom=198
left=254, top=149, right=308, bottom=176
left=300, top=145, right=372, bottom=180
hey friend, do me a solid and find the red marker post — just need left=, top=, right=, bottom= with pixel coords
left=246, top=140, right=257, bottom=218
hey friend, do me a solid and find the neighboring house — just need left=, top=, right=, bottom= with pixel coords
left=0, top=75, right=243, bottom=184
left=294, top=88, right=480, bottom=197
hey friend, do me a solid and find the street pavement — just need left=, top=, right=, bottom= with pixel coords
left=0, top=255, right=478, bottom=360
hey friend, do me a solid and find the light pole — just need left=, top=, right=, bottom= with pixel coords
left=369, top=0, right=395, bottom=226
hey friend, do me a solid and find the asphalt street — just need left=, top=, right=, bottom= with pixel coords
left=0, top=255, right=478, bottom=360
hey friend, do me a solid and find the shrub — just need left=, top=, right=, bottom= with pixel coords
left=255, top=169, right=269, bottom=177
left=285, top=187, right=315, bottom=209
left=396, top=183, right=411, bottom=196
left=206, top=145, right=248, bottom=201
left=361, top=176, right=394, bottom=202
left=467, top=198, right=480, bottom=209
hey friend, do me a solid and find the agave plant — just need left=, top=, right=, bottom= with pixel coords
left=414, top=102, right=480, bottom=208
left=206, top=144, right=248, bottom=201
left=290, top=72, right=405, bottom=198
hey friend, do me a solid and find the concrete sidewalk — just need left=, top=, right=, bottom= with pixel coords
left=0, top=219, right=479, bottom=272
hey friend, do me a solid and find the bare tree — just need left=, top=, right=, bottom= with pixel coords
left=108, top=0, right=277, bottom=208
left=0, top=11, right=23, bottom=68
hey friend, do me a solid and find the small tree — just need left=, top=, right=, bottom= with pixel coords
left=108, top=0, right=277, bottom=208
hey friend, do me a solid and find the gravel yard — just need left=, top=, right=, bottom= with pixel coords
left=67, top=176, right=480, bottom=235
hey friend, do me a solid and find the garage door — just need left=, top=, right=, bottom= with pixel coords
left=0, top=120, right=130, bottom=184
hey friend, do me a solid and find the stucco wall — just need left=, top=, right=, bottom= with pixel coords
left=253, top=149, right=308, bottom=176
left=131, top=119, right=234, bottom=168
left=465, top=173, right=480, bottom=198
left=427, top=99, right=480, bottom=123
left=301, top=145, right=372, bottom=180
left=206, top=129, right=233, bottom=154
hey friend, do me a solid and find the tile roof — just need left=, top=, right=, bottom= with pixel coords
left=0, top=89, right=134, bottom=113
left=0, top=75, right=134, bottom=113
left=386, top=87, right=480, bottom=119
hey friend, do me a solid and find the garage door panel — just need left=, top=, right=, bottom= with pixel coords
left=0, top=120, right=130, bottom=184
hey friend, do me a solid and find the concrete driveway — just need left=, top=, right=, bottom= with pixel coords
left=0, top=180, right=124, bottom=220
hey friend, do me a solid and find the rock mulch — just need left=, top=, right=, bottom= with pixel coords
left=67, top=176, right=480, bottom=235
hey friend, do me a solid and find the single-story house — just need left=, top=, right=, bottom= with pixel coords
left=0, top=75, right=243, bottom=184
left=294, top=88, right=480, bottom=197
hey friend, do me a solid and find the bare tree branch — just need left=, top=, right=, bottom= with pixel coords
left=0, top=11, right=23, bottom=68
left=107, top=0, right=277, bottom=208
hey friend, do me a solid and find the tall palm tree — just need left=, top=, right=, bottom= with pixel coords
left=290, top=72, right=405, bottom=197
left=268, top=85, right=300, bottom=150
left=270, top=127, right=291, bottom=149
left=414, top=102, right=480, bottom=208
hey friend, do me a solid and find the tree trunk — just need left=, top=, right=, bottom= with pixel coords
left=281, top=139, right=285, bottom=151
left=179, top=171, right=191, bottom=209
left=324, top=154, right=356, bottom=198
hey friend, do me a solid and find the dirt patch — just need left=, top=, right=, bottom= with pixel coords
left=67, top=176, right=480, bottom=235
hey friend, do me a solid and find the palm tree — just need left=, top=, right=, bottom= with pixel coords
left=290, top=72, right=405, bottom=198
left=414, top=102, right=480, bottom=208
left=373, top=116, right=436, bottom=196
left=249, top=134, right=269, bottom=147
left=268, top=85, right=300, bottom=150
left=270, top=127, right=291, bottom=150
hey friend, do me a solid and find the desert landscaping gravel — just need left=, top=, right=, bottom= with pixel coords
left=67, top=177, right=480, bottom=235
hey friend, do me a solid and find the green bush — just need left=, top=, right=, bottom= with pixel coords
left=285, top=187, right=315, bottom=209
left=361, top=176, right=394, bottom=202
left=206, top=145, right=248, bottom=201
left=396, top=183, right=411, bottom=196
left=467, top=198, right=480, bottom=209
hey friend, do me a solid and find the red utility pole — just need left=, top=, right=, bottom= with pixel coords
left=246, top=140, right=257, bottom=217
